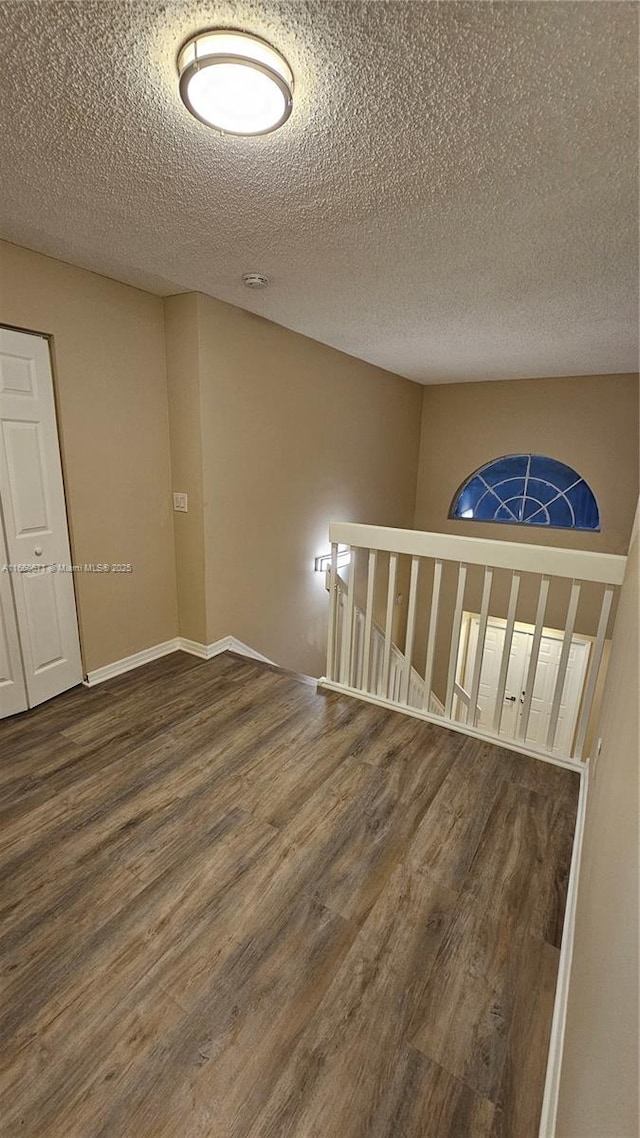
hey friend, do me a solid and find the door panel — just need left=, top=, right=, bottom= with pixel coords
left=0, top=512, right=28, bottom=717
left=2, top=420, right=51, bottom=535
left=465, top=619, right=528, bottom=737
left=524, top=636, right=589, bottom=754
left=463, top=613, right=589, bottom=756
left=0, top=350, right=38, bottom=397
left=524, top=635, right=559, bottom=746
left=0, top=329, right=82, bottom=710
left=503, top=631, right=529, bottom=735
left=23, top=570, right=66, bottom=671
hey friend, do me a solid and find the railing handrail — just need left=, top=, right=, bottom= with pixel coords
left=329, top=522, right=626, bottom=586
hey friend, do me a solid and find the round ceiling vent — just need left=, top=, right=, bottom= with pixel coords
left=242, top=272, right=269, bottom=289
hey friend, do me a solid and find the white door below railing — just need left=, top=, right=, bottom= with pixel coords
left=461, top=613, right=590, bottom=756
left=321, top=523, right=626, bottom=765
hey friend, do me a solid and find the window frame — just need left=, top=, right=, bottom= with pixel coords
left=449, top=454, right=600, bottom=532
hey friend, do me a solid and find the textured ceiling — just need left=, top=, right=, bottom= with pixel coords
left=0, top=0, right=637, bottom=383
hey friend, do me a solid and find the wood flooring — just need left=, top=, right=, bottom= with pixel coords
left=0, top=650, right=580, bottom=1138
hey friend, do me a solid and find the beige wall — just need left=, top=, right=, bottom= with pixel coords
left=415, top=373, right=639, bottom=556
left=193, top=293, right=423, bottom=675
left=556, top=506, right=639, bottom=1138
left=412, top=374, right=639, bottom=698
left=163, top=294, right=206, bottom=644
left=0, top=240, right=178, bottom=672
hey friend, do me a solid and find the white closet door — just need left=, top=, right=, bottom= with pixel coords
left=465, top=619, right=528, bottom=737
left=522, top=635, right=590, bottom=755
left=464, top=615, right=590, bottom=755
left=0, top=509, right=28, bottom=717
left=0, top=328, right=82, bottom=710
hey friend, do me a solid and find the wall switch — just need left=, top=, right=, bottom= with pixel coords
left=173, top=492, right=188, bottom=512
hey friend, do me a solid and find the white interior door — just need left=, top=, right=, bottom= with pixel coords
left=465, top=620, right=529, bottom=737
left=523, top=634, right=589, bottom=755
left=464, top=615, right=590, bottom=755
left=0, top=328, right=82, bottom=711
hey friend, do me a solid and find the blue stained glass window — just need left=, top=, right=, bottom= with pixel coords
left=449, top=454, right=600, bottom=532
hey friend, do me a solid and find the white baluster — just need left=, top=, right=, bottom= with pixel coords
left=518, top=574, right=551, bottom=742
left=401, top=556, right=420, bottom=704
left=492, top=571, right=521, bottom=734
left=573, top=584, right=615, bottom=759
left=422, top=559, right=442, bottom=712
left=362, top=549, right=377, bottom=693
left=340, top=546, right=356, bottom=686
left=467, top=566, right=493, bottom=726
left=371, top=633, right=380, bottom=695
left=326, top=541, right=339, bottom=681
left=445, top=563, right=468, bottom=718
left=354, top=611, right=363, bottom=689
left=382, top=552, right=398, bottom=698
left=546, top=579, right=582, bottom=752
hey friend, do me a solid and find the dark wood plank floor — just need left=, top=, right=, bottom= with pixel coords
left=0, top=651, right=579, bottom=1138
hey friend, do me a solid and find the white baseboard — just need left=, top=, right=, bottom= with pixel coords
left=83, top=638, right=180, bottom=685
left=537, top=763, right=590, bottom=1138
left=84, top=634, right=275, bottom=685
left=175, top=637, right=209, bottom=659
left=178, top=635, right=274, bottom=665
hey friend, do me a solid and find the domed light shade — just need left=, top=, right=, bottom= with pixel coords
left=177, top=30, right=293, bottom=136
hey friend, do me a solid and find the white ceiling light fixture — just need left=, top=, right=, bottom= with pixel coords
left=177, top=29, right=293, bottom=136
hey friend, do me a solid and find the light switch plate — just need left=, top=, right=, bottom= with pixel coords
left=173, top=492, right=188, bottom=512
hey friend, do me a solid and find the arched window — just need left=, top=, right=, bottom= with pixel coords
left=449, top=454, right=600, bottom=531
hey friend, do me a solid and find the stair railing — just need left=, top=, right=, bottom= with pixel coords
left=322, top=522, right=626, bottom=764
left=330, top=573, right=441, bottom=712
